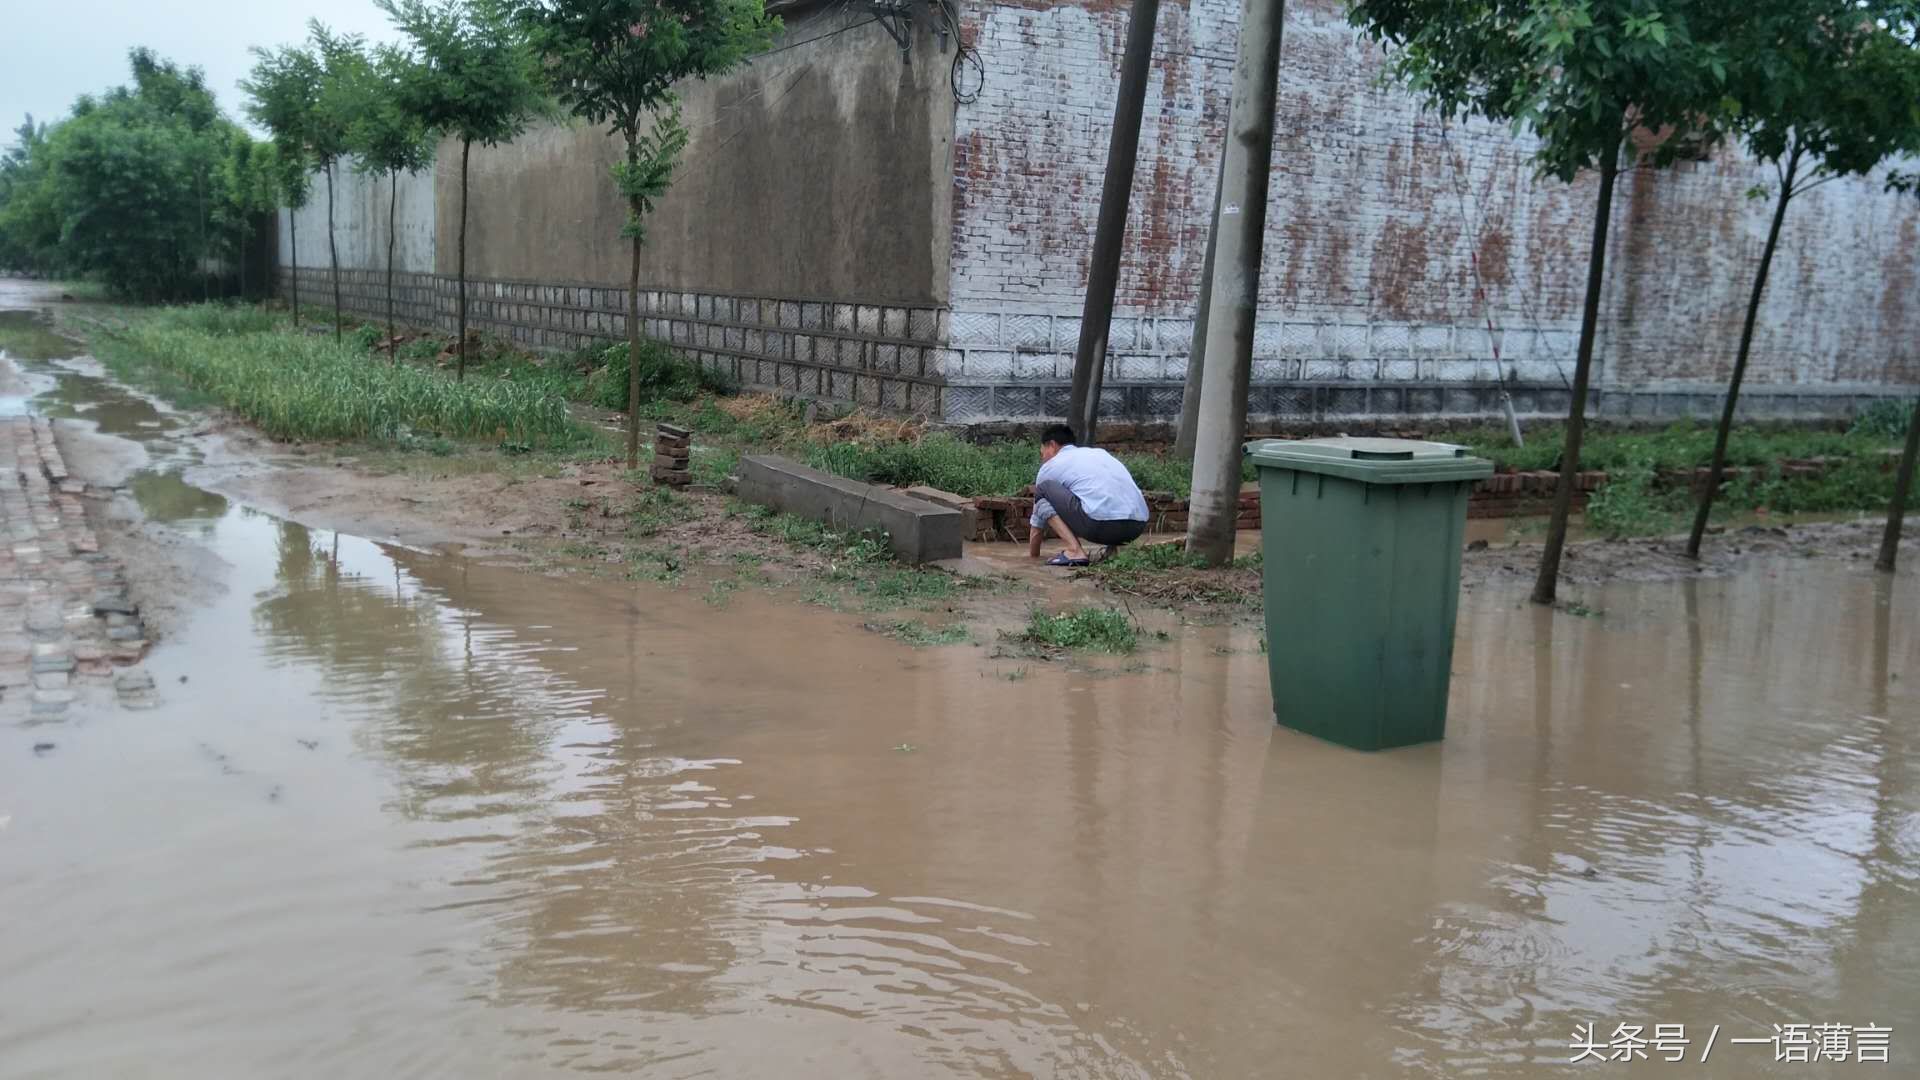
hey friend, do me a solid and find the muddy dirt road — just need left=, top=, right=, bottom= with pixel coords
left=1, top=284, right=1917, bottom=1077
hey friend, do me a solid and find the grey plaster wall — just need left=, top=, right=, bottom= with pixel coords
left=442, top=12, right=953, bottom=306
left=278, top=161, right=437, bottom=274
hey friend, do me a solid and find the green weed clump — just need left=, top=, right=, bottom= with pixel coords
left=1454, top=418, right=1895, bottom=474
left=802, top=433, right=1219, bottom=499
left=1018, top=606, right=1139, bottom=653
left=1850, top=399, right=1913, bottom=440
left=869, top=619, right=970, bottom=646
left=99, top=305, right=596, bottom=448
left=587, top=340, right=737, bottom=409
left=159, top=303, right=277, bottom=337
left=1583, top=457, right=1684, bottom=538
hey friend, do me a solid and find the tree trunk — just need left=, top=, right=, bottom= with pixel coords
left=1531, top=142, right=1621, bottom=606
left=326, top=161, right=342, bottom=343
left=289, top=208, right=300, bottom=327
left=458, top=139, right=472, bottom=381
left=1184, top=0, right=1285, bottom=565
left=626, top=206, right=643, bottom=471
left=1687, top=144, right=1801, bottom=557
left=1877, top=396, right=1920, bottom=572
left=387, top=169, right=399, bottom=364
left=1066, top=0, right=1162, bottom=446
left=1174, top=170, right=1225, bottom=460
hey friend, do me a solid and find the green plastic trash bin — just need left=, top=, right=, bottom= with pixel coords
left=1246, top=436, right=1493, bottom=751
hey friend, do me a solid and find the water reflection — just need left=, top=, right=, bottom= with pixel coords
left=2, top=476, right=1916, bottom=1076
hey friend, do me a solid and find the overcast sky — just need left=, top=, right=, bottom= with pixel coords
left=1, top=0, right=408, bottom=139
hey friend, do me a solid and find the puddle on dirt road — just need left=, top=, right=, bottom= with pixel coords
left=1, top=295, right=1916, bottom=1076
left=1, top=308, right=220, bottom=527
left=2, top=519, right=1914, bottom=1077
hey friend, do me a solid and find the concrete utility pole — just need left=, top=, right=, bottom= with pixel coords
left=1173, top=171, right=1223, bottom=459
left=1185, top=0, right=1284, bottom=564
left=1066, top=0, right=1162, bottom=446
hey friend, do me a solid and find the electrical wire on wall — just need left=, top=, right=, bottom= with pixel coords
left=933, top=0, right=985, bottom=105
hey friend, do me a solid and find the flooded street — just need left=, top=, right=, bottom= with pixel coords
left=1, top=292, right=1917, bottom=1076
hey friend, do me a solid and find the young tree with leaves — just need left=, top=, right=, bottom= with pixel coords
left=273, top=141, right=313, bottom=322
left=520, top=0, right=775, bottom=467
left=352, top=45, right=436, bottom=360
left=1350, top=0, right=1737, bottom=605
left=308, top=23, right=374, bottom=342
left=1683, top=6, right=1920, bottom=557
left=378, top=0, right=544, bottom=379
left=243, top=44, right=322, bottom=323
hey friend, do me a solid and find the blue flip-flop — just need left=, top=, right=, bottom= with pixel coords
left=1046, top=553, right=1091, bottom=567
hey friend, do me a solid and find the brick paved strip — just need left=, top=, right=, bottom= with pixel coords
left=0, top=416, right=151, bottom=715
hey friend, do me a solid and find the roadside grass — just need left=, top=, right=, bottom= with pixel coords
left=95, top=305, right=602, bottom=449
left=1454, top=418, right=1897, bottom=474
left=1454, top=419, right=1905, bottom=538
left=343, top=441, right=607, bottom=482
left=1578, top=453, right=1896, bottom=538
left=866, top=619, right=971, bottom=646
left=802, top=433, right=1238, bottom=498
left=626, top=485, right=696, bottom=537
left=1081, top=542, right=1263, bottom=607
left=1014, top=606, right=1140, bottom=654
left=52, top=280, right=114, bottom=303
left=734, top=501, right=988, bottom=609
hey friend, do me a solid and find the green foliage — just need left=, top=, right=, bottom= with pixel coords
left=1455, top=420, right=1895, bottom=472
left=869, top=620, right=970, bottom=647
left=96, top=305, right=596, bottom=447
left=377, top=0, right=546, bottom=150
left=586, top=339, right=736, bottom=408
left=1724, top=2, right=1920, bottom=182
left=1584, top=457, right=1684, bottom=537
left=351, top=44, right=436, bottom=183
left=1348, top=0, right=1738, bottom=182
left=734, top=500, right=969, bottom=607
left=1, top=50, right=268, bottom=298
left=1018, top=606, right=1139, bottom=653
left=800, top=433, right=1211, bottom=499
left=613, top=106, right=688, bottom=239
left=397, top=333, right=450, bottom=362
left=626, top=484, right=693, bottom=536
left=805, top=434, right=1035, bottom=497
left=1851, top=399, right=1914, bottom=440
left=1720, top=458, right=1895, bottom=515
left=1090, top=542, right=1210, bottom=578
left=162, top=303, right=278, bottom=336
left=520, top=0, right=776, bottom=143
left=306, top=24, right=374, bottom=172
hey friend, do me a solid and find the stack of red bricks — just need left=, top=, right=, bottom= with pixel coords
left=1470, top=469, right=1604, bottom=519
left=652, top=423, right=691, bottom=487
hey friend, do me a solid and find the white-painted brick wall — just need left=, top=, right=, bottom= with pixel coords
left=948, top=0, right=1920, bottom=391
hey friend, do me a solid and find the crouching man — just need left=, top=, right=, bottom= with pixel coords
left=1026, top=424, right=1150, bottom=566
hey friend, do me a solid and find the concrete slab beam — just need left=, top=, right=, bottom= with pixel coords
left=736, top=455, right=963, bottom=564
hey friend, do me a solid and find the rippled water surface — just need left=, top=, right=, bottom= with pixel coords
left=0, top=291, right=1916, bottom=1077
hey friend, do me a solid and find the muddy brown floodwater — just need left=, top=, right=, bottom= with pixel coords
left=1, top=284, right=1917, bottom=1077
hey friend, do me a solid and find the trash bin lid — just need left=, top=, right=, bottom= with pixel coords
left=1245, top=436, right=1494, bottom=485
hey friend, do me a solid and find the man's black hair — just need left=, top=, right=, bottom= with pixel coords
left=1040, top=423, right=1077, bottom=447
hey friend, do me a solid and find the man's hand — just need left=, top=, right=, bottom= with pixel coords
left=1028, top=528, right=1044, bottom=559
